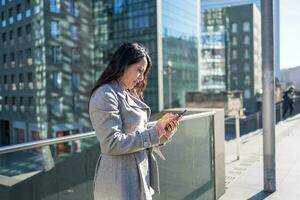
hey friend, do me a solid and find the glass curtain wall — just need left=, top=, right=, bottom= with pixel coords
left=161, top=0, right=199, bottom=109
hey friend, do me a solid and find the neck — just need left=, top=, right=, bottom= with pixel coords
left=118, top=79, right=128, bottom=89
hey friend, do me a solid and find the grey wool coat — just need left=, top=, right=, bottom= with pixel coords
left=89, top=80, right=168, bottom=200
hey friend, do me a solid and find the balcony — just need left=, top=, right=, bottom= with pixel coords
left=0, top=110, right=225, bottom=200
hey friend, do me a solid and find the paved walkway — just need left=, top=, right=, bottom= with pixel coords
left=219, top=114, right=300, bottom=200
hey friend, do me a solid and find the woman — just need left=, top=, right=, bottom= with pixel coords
left=89, top=43, right=180, bottom=200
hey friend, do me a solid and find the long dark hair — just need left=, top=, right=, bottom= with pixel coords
left=90, top=43, right=152, bottom=100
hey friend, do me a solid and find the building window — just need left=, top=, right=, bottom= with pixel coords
left=50, top=0, right=60, bottom=13
left=25, top=0, right=31, bottom=17
left=17, top=4, right=22, bottom=21
left=232, top=50, right=237, bottom=59
left=231, top=23, right=237, bottom=33
left=232, top=76, right=238, bottom=87
left=71, top=48, right=80, bottom=63
left=53, top=71, right=62, bottom=88
left=12, top=96, right=17, bottom=111
left=28, top=72, right=33, bottom=90
left=26, top=23, right=31, bottom=35
left=17, top=27, right=22, bottom=38
left=231, top=63, right=237, bottom=72
left=243, top=21, right=250, bottom=32
left=14, top=127, right=25, bottom=143
left=20, top=96, right=24, bottom=112
left=52, top=97, right=62, bottom=115
left=9, top=30, right=13, bottom=41
left=72, top=72, right=80, bottom=90
left=70, top=25, right=78, bottom=40
left=9, top=7, right=13, bottom=24
left=26, top=48, right=32, bottom=65
left=244, top=62, right=250, bottom=72
left=244, top=49, right=249, bottom=59
left=1, top=0, right=5, bottom=6
left=244, top=75, right=251, bottom=86
left=19, top=74, right=24, bottom=90
left=69, top=0, right=78, bottom=16
left=73, top=95, right=80, bottom=112
left=2, top=32, right=6, bottom=43
left=35, top=47, right=43, bottom=64
left=4, top=96, right=8, bottom=111
left=51, top=20, right=60, bottom=38
left=243, top=35, right=250, bottom=45
left=35, top=20, right=43, bottom=38
left=11, top=74, right=16, bottom=90
left=3, top=54, right=7, bottom=65
left=232, top=36, right=237, bottom=46
left=52, top=46, right=62, bottom=64
left=28, top=96, right=34, bottom=111
left=26, top=23, right=32, bottom=41
left=18, top=50, right=23, bottom=67
left=10, top=52, right=15, bottom=67
left=1, top=12, right=6, bottom=27
left=244, top=89, right=251, bottom=99
left=34, top=0, right=41, bottom=14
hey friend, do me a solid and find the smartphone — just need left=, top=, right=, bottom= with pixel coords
left=164, top=109, right=187, bottom=131
left=175, top=109, right=187, bottom=120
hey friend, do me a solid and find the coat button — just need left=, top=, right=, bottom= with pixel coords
left=143, top=141, right=149, bottom=147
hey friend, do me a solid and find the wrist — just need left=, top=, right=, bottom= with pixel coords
left=154, top=122, right=166, bottom=138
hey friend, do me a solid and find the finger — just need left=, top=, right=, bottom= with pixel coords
left=169, top=121, right=176, bottom=129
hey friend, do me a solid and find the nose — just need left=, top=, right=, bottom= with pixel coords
left=138, top=73, right=144, bottom=81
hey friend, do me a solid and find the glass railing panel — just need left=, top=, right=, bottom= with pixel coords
left=154, top=115, right=215, bottom=200
left=0, top=113, right=215, bottom=200
left=0, top=138, right=100, bottom=200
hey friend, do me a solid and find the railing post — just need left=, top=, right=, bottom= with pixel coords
left=235, top=113, right=240, bottom=160
left=257, top=111, right=260, bottom=129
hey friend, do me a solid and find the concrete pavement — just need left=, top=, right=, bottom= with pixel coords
left=219, top=113, right=300, bottom=200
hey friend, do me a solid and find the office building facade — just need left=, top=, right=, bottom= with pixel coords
left=0, top=0, right=93, bottom=146
left=93, top=0, right=200, bottom=112
left=0, top=0, right=201, bottom=145
left=201, top=4, right=262, bottom=114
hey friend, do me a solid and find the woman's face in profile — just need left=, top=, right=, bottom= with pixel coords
left=120, top=57, right=147, bottom=89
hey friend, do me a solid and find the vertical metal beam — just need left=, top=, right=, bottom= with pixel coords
left=261, top=0, right=276, bottom=192
left=273, top=0, right=280, bottom=80
left=156, top=0, right=164, bottom=111
left=196, top=0, right=202, bottom=91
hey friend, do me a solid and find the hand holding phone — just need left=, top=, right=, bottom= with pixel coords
left=174, top=109, right=187, bottom=120
left=164, top=109, right=187, bottom=131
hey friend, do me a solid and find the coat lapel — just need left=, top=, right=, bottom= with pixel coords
left=110, top=80, right=151, bottom=120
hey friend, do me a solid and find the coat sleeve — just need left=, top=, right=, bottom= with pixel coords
left=89, top=88, right=160, bottom=155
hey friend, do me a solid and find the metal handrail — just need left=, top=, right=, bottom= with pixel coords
left=0, top=111, right=216, bottom=155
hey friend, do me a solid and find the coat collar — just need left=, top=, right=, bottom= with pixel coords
left=109, top=80, right=151, bottom=119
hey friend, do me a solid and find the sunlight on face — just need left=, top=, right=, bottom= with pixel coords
left=119, top=57, right=147, bottom=89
